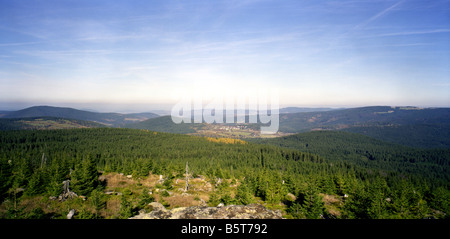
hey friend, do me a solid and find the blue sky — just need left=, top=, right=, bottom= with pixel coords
left=0, top=0, right=449, bottom=112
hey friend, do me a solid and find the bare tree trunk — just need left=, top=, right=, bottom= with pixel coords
left=185, top=162, right=189, bottom=192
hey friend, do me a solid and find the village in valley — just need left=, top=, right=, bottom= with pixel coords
left=189, top=123, right=292, bottom=139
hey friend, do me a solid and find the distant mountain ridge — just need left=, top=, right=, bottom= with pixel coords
left=0, top=106, right=159, bottom=127
left=277, top=106, right=450, bottom=148
left=2, top=105, right=449, bottom=148
left=279, top=107, right=341, bottom=113
left=0, top=117, right=106, bottom=130
left=278, top=106, right=450, bottom=131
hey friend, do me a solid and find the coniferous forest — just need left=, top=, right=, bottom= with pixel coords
left=0, top=128, right=448, bottom=219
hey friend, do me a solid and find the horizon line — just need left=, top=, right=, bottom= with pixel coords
left=1, top=103, right=449, bottom=114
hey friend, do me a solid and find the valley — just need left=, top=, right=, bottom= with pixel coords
left=189, top=123, right=293, bottom=139
left=0, top=126, right=448, bottom=219
left=0, top=105, right=449, bottom=220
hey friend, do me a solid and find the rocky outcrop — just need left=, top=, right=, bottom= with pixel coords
left=130, top=202, right=283, bottom=219
left=67, top=209, right=76, bottom=219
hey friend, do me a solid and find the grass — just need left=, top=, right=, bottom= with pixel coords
left=320, top=193, right=343, bottom=218
left=0, top=171, right=227, bottom=219
left=0, top=172, right=347, bottom=219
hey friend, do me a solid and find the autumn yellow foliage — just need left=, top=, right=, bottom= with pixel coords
left=205, top=137, right=247, bottom=145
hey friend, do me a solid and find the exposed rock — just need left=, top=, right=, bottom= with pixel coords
left=286, top=193, right=296, bottom=201
left=67, top=209, right=75, bottom=219
left=149, top=202, right=167, bottom=212
left=130, top=203, right=283, bottom=219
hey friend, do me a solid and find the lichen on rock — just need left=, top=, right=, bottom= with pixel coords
left=130, top=203, right=283, bottom=219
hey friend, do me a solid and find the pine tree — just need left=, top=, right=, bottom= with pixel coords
left=235, top=181, right=255, bottom=205
left=139, top=158, right=153, bottom=177
left=0, top=158, right=13, bottom=201
left=302, top=183, right=325, bottom=219
left=12, top=158, right=32, bottom=189
left=392, top=187, right=410, bottom=218
left=72, top=155, right=98, bottom=196
left=429, top=187, right=449, bottom=218
left=208, top=191, right=221, bottom=207
left=343, top=183, right=370, bottom=219
left=118, top=195, right=133, bottom=219
left=47, top=160, right=65, bottom=197
left=367, top=178, right=389, bottom=219
left=410, top=190, right=429, bottom=219
left=334, top=174, right=347, bottom=196
left=25, top=169, right=46, bottom=196
left=47, top=175, right=62, bottom=198
left=137, top=188, right=154, bottom=209
left=288, top=202, right=305, bottom=219
left=89, top=189, right=106, bottom=212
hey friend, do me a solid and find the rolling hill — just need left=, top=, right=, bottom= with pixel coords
left=0, top=106, right=159, bottom=127
left=125, top=106, right=450, bottom=148
left=279, top=107, right=340, bottom=114
left=126, top=115, right=196, bottom=134
left=248, top=130, right=450, bottom=183
left=276, top=106, right=450, bottom=148
left=3, top=105, right=449, bottom=148
left=278, top=106, right=450, bottom=132
left=0, top=117, right=106, bottom=130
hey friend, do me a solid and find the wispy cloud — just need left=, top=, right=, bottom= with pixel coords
left=15, top=49, right=113, bottom=58
left=0, top=25, right=47, bottom=40
left=0, top=41, right=42, bottom=47
left=374, top=29, right=450, bottom=37
left=353, top=0, right=405, bottom=30
left=1, top=0, right=448, bottom=108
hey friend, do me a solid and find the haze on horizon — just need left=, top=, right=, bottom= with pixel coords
left=1, top=0, right=449, bottom=113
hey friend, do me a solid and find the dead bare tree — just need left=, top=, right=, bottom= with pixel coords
left=40, top=153, right=47, bottom=168
left=185, top=162, right=189, bottom=192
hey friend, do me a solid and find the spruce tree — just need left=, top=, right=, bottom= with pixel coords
left=118, top=195, right=134, bottom=219
left=367, top=178, right=389, bottom=219
left=137, top=188, right=154, bottom=209
left=302, top=184, right=325, bottom=219
left=0, top=158, right=13, bottom=201
left=72, top=155, right=98, bottom=196
left=90, top=189, right=106, bottom=212
left=235, top=182, right=254, bottom=205
left=12, top=158, right=32, bottom=189
left=288, top=202, right=305, bottom=219
left=343, top=183, right=370, bottom=219
left=208, top=191, right=221, bottom=207
left=25, top=169, right=45, bottom=196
